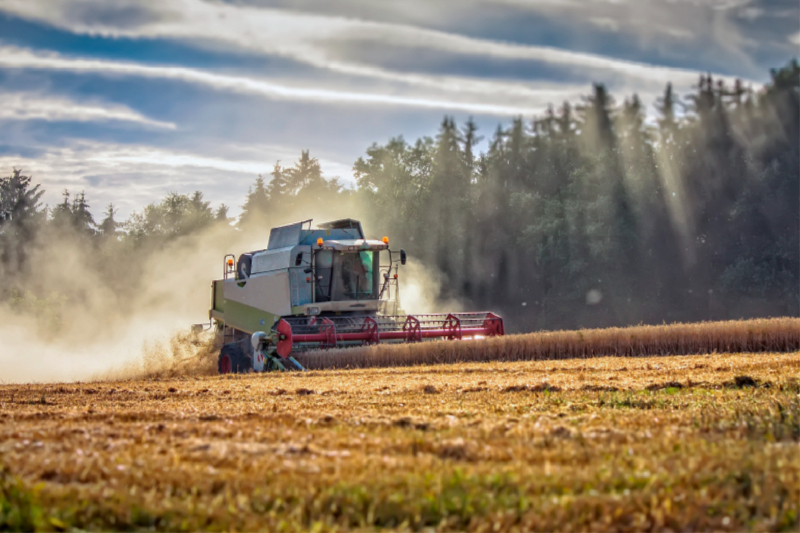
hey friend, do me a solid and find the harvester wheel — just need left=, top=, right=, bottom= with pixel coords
left=218, top=344, right=252, bottom=374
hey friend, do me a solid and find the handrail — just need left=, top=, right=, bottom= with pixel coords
left=223, top=254, right=236, bottom=280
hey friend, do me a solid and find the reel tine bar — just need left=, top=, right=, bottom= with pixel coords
left=403, top=315, right=422, bottom=343
left=361, top=316, right=380, bottom=345
left=443, top=314, right=462, bottom=340
left=278, top=311, right=504, bottom=355
left=320, top=317, right=337, bottom=348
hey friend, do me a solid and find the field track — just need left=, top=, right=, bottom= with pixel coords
left=1, top=350, right=799, bottom=531
left=296, top=317, right=800, bottom=370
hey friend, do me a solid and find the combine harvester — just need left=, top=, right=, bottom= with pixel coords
left=206, top=219, right=505, bottom=373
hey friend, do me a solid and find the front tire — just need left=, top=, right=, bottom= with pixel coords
left=218, top=343, right=252, bottom=374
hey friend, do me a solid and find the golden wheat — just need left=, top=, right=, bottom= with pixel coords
left=295, top=317, right=800, bottom=369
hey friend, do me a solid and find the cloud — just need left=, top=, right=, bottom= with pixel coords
left=589, top=17, right=620, bottom=32
left=0, top=91, right=175, bottom=128
left=0, top=140, right=354, bottom=218
left=738, top=7, right=763, bottom=20
left=0, top=0, right=759, bottom=94
left=483, top=0, right=786, bottom=75
left=791, top=31, right=800, bottom=46
left=0, top=45, right=591, bottom=116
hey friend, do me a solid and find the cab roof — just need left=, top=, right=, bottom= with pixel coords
left=268, top=219, right=365, bottom=249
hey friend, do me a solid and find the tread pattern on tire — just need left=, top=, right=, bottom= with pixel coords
left=218, top=343, right=252, bottom=374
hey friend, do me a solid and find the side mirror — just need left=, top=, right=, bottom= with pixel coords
left=400, top=249, right=407, bottom=265
left=304, top=267, right=312, bottom=274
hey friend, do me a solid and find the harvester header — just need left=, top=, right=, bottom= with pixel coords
left=206, top=218, right=504, bottom=373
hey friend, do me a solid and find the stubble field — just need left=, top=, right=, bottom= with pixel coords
left=1, top=349, right=799, bottom=531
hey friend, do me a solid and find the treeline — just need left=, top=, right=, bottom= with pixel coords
left=354, top=61, right=799, bottom=329
left=1, top=60, right=797, bottom=332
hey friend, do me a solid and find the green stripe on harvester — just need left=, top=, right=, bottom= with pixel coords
left=211, top=281, right=279, bottom=334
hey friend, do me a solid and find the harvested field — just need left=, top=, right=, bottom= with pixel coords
left=296, top=317, right=800, bottom=370
left=1, top=351, right=799, bottom=531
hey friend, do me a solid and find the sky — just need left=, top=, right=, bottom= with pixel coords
left=0, top=0, right=797, bottom=220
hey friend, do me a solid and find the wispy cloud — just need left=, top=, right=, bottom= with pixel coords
left=0, top=46, right=590, bottom=116
left=0, top=140, right=354, bottom=217
left=0, top=0, right=758, bottom=92
left=0, top=91, right=175, bottom=128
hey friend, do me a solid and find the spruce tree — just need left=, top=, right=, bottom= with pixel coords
left=240, top=175, right=270, bottom=226
left=71, top=191, right=96, bottom=237
left=0, top=169, right=45, bottom=276
left=98, top=203, right=120, bottom=240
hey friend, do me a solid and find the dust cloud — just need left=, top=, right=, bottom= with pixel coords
left=0, top=223, right=247, bottom=383
left=397, top=260, right=464, bottom=315
left=0, top=195, right=457, bottom=383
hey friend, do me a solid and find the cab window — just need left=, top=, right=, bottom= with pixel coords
left=333, top=251, right=377, bottom=300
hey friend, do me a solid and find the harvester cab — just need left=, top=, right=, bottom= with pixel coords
left=208, top=218, right=504, bottom=373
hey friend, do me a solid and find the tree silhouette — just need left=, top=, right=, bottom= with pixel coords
left=0, top=169, right=44, bottom=276
left=98, top=203, right=120, bottom=240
